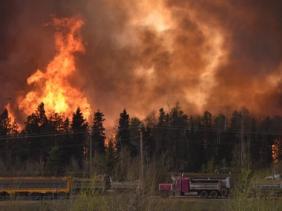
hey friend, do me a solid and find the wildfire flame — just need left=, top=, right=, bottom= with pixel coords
left=272, top=138, right=282, bottom=164
left=6, top=103, right=16, bottom=123
left=18, top=17, right=91, bottom=119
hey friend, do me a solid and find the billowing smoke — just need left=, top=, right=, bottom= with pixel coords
left=0, top=0, right=281, bottom=126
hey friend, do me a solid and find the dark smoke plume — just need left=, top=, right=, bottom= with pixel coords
left=0, top=0, right=281, bottom=126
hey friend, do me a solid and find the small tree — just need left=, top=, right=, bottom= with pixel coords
left=106, top=138, right=116, bottom=176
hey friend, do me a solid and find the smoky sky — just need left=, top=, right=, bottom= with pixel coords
left=0, top=0, right=282, bottom=125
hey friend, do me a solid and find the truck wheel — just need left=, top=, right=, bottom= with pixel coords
left=199, top=191, right=208, bottom=198
left=221, top=188, right=228, bottom=198
left=209, top=191, right=218, bottom=199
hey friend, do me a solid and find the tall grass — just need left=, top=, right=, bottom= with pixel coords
left=226, top=168, right=282, bottom=211
left=2, top=158, right=282, bottom=211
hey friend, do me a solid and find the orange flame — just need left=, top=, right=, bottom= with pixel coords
left=18, top=17, right=91, bottom=120
left=5, top=103, right=22, bottom=131
left=272, top=138, right=282, bottom=164
left=6, top=103, right=16, bottom=123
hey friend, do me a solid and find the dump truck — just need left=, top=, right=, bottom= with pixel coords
left=159, top=174, right=231, bottom=198
left=0, top=177, right=72, bottom=200
left=0, top=176, right=136, bottom=200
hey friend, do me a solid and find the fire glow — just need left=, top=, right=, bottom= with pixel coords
left=18, top=17, right=91, bottom=119
left=1, top=0, right=282, bottom=126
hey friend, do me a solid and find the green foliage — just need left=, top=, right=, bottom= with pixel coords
left=232, top=168, right=254, bottom=198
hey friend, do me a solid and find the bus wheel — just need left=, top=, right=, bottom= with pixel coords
left=31, top=193, right=41, bottom=200
left=0, top=192, right=9, bottom=200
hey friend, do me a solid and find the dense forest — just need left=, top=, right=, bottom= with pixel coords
left=0, top=103, right=281, bottom=178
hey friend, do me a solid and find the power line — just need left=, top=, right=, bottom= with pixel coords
left=0, top=125, right=280, bottom=142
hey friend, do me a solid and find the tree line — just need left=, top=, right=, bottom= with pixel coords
left=0, top=103, right=281, bottom=178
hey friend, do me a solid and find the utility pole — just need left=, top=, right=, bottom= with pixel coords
left=139, top=126, right=144, bottom=194
left=89, top=132, right=93, bottom=177
left=240, top=114, right=244, bottom=169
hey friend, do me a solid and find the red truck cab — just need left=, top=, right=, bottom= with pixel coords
left=159, top=174, right=190, bottom=196
left=175, top=176, right=189, bottom=195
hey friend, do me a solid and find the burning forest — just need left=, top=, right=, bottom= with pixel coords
left=18, top=17, right=91, bottom=120
left=0, top=1, right=282, bottom=208
left=0, top=0, right=281, bottom=125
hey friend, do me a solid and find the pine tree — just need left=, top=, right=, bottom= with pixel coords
left=201, top=111, right=214, bottom=167
left=46, top=113, right=68, bottom=175
left=214, top=114, right=227, bottom=165
left=158, top=108, right=168, bottom=127
left=115, top=110, right=131, bottom=180
left=0, top=109, right=12, bottom=164
left=129, top=117, right=142, bottom=157
left=154, top=108, right=169, bottom=155
left=24, top=103, right=51, bottom=164
left=116, top=109, right=130, bottom=153
left=168, top=104, right=189, bottom=171
left=0, top=109, right=12, bottom=135
left=92, top=110, right=106, bottom=156
left=61, top=117, right=71, bottom=167
left=71, top=108, right=88, bottom=169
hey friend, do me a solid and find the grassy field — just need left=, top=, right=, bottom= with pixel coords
left=1, top=196, right=282, bottom=211
left=0, top=198, right=226, bottom=211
